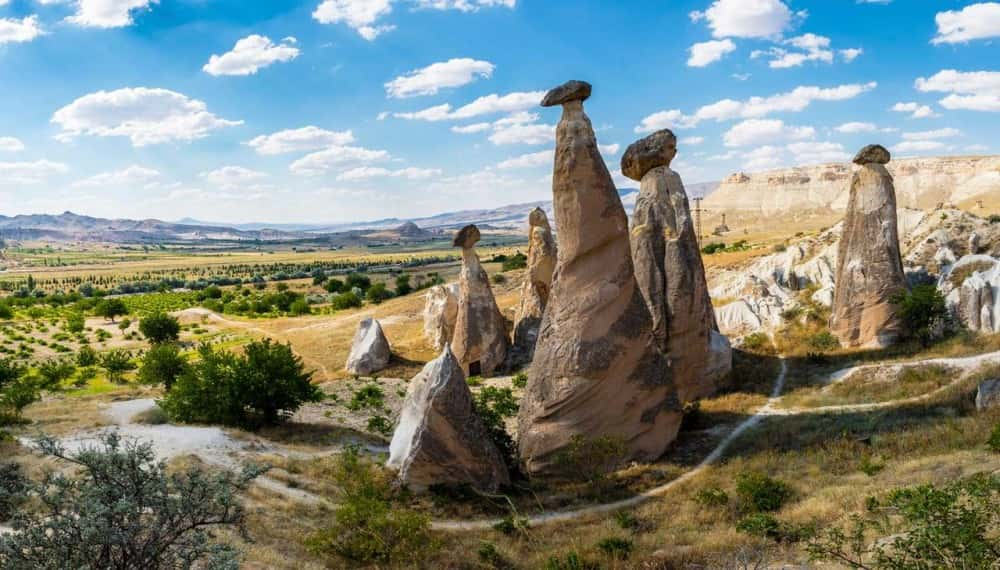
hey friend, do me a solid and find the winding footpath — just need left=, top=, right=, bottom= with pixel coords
left=432, top=348, right=1000, bottom=532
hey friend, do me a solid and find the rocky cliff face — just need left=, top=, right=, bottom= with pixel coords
left=705, top=155, right=1000, bottom=217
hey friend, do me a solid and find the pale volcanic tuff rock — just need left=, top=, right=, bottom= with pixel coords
left=830, top=145, right=909, bottom=348
left=518, top=81, right=682, bottom=476
left=345, top=318, right=391, bottom=376
left=387, top=348, right=510, bottom=492
left=625, top=129, right=730, bottom=401
left=944, top=256, right=1000, bottom=334
left=423, top=283, right=459, bottom=351
left=513, top=208, right=557, bottom=357
left=450, top=224, right=509, bottom=376
left=977, top=378, right=1000, bottom=411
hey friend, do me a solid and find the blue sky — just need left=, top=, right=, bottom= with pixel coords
left=0, top=0, right=998, bottom=224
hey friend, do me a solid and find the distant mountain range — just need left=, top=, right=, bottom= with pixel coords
left=0, top=181, right=720, bottom=245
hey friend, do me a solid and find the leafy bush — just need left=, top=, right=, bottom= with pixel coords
left=36, top=359, right=75, bottom=391
left=306, top=446, right=434, bottom=565
left=330, top=291, right=362, bottom=311
left=695, top=486, right=730, bottom=508
left=345, top=273, right=371, bottom=292
left=0, top=303, right=12, bottom=320
left=554, top=435, right=627, bottom=484
left=348, top=384, right=385, bottom=412
left=736, top=513, right=781, bottom=539
left=596, top=537, right=633, bottom=560
left=366, top=415, right=392, bottom=437
left=139, top=312, right=181, bottom=344
left=893, top=284, right=948, bottom=345
left=807, top=331, right=840, bottom=352
left=64, top=312, right=85, bottom=334
left=511, top=372, right=528, bottom=389
left=741, top=332, right=774, bottom=354
left=289, top=298, right=311, bottom=316
left=473, top=386, right=519, bottom=474
left=736, top=471, right=791, bottom=513
left=0, top=433, right=261, bottom=569
left=99, top=349, right=136, bottom=384
left=501, top=253, right=527, bottom=272
left=365, top=283, right=394, bottom=305
left=138, top=343, right=188, bottom=391
left=544, top=551, right=600, bottom=570
left=75, top=346, right=98, bottom=367
left=394, top=275, right=412, bottom=296
left=324, top=278, right=344, bottom=293
left=701, top=242, right=726, bottom=255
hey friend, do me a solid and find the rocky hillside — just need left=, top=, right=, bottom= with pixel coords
left=704, top=155, right=1000, bottom=218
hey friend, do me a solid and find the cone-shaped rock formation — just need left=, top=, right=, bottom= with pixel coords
left=830, top=145, right=909, bottom=348
left=424, top=283, right=459, bottom=351
left=517, top=81, right=682, bottom=476
left=387, top=348, right=510, bottom=492
left=625, top=129, right=731, bottom=401
left=450, top=224, right=509, bottom=376
left=513, top=208, right=557, bottom=358
left=345, top=317, right=391, bottom=376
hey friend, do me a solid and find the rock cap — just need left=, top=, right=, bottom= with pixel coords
left=528, top=207, right=549, bottom=229
left=853, top=144, right=891, bottom=166
left=540, top=80, right=592, bottom=107
left=621, top=129, right=678, bottom=181
left=453, top=224, right=481, bottom=249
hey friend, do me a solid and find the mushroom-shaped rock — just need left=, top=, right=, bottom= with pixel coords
left=518, top=81, right=682, bottom=476
left=621, top=129, right=678, bottom=181
left=387, top=348, right=510, bottom=492
left=628, top=132, right=729, bottom=402
left=423, top=283, right=460, bottom=351
left=451, top=224, right=509, bottom=376
left=977, top=378, right=1000, bottom=411
left=513, top=208, right=557, bottom=358
left=345, top=318, right=391, bottom=376
left=830, top=145, right=909, bottom=348
left=540, top=80, right=591, bottom=107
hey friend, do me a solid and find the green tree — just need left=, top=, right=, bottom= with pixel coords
left=99, top=350, right=136, bottom=384
left=0, top=433, right=262, bottom=570
left=330, top=291, right=362, bottom=311
left=94, top=298, right=128, bottom=323
left=64, top=312, right=85, bottom=334
left=324, top=278, right=345, bottom=293
left=139, top=312, right=181, bottom=344
left=75, top=346, right=98, bottom=368
left=36, top=360, right=76, bottom=392
left=0, top=303, right=13, bottom=320
left=365, top=283, right=394, bottom=305
left=138, top=344, right=188, bottom=391
left=395, top=275, right=412, bottom=296
left=893, top=284, right=948, bottom=345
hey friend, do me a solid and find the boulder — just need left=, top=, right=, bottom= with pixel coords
left=450, top=224, right=509, bottom=376
left=513, top=208, right=557, bottom=357
left=830, top=146, right=909, bottom=348
left=977, top=378, right=1000, bottom=411
left=423, top=283, right=459, bottom=351
left=387, top=348, right=510, bottom=492
left=345, top=318, right=391, bottom=376
left=518, top=81, right=682, bottom=476
left=627, top=129, right=728, bottom=402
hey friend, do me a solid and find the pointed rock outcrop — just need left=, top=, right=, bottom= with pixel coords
left=518, top=81, right=682, bottom=476
left=625, top=129, right=731, bottom=401
left=450, top=225, right=509, bottom=376
left=830, top=145, right=909, bottom=348
left=387, top=348, right=510, bottom=492
left=513, top=208, right=557, bottom=358
left=345, top=317, right=391, bottom=376
left=423, top=283, right=459, bottom=351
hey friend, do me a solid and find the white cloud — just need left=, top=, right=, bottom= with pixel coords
left=891, top=102, right=938, bottom=119
left=290, top=145, right=390, bottom=176
left=893, top=140, right=949, bottom=154
left=687, top=39, right=736, bottom=67
left=203, top=35, right=300, bottom=76
left=245, top=126, right=355, bottom=155
left=0, top=160, right=68, bottom=184
left=787, top=141, right=849, bottom=164
left=932, top=3, right=1000, bottom=45
left=200, top=166, right=268, bottom=189
left=497, top=150, right=552, bottom=169
left=681, top=136, right=705, bottom=145
left=67, top=0, right=159, bottom=28
left=690, top=0, right=795, bottom=39
left=0, top=137, right=25, bottom=152
left=835, top=121, right=878, bottom=133
left=336, top=166, right=441, bottom=181
left=71, top=165, right=159, bottom=188
left=52, top=87, right=242, bottom=147
left=752, top=33, right=834, bottom=69
left=840, top=48, right=863, bottom=62
left=394, top=90, right=544, bottom=121
left=413, top=0, right=516, bottom=10
left=0, top=15, right=44, bottom=44
left=385, top=58, right=494, bottom=98
left=635, top=81, right=876, bottom=133
left=451, top=122, right=491, bottom=134
left=724, top=119, right=814, bottom=147
left=488, top=122, right=555, bottom=145
left=915, top=69, right=1000, bottom=112
left=599, top=143, right=620, bottom=155
left=741, top=146, right=785, bottom=171
left=313, top=0, right=394, bottom=40
left=901, top=128, right=961, bottom=141
left=965, top=144, right=989, bottom=153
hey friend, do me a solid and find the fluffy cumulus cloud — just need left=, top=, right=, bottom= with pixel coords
left=200, top=166, right=268, bottom=189
left=740, top=146, right=785, bottom=171
left=786, top=141, right=849, bottom=164
left=385, top=58, right=494, bottom=98
left=488, top=122, right=554, bottom=145
left=752, top=33, right=835, bottom=69
left=840, top=48, right=863, bottom=62
left=67, top=0, right=159, bottom=29
left=916, top=70, right=1000, bottom=112
left=0, top=160, right=68, bottom=184
left=687, top=39, right=736, bottom=67
left=71, top=165, right=160, bottom=188
left=891, top=101, right=938, bottom=118
left=313, top=0, right=515, bottom=40
left=723, top=119, right=814, bottom=147
left=450, top=122, right=491, bottom=134
left=0, top=137, right=25, bottom=152
left=203, top=35, right=300, bottom=76
left=835, top=121, right=877, bottom=133
left=290, top=145, right=390, bottom=176
left=635, top=82, right=876, bottom=132
left=335, top=166, right=441, bottom=181
left=497, top=150, right=552, bottom=169
left=0, top=15, right=44, bottom=44
left=690, top=0, right=795, bottom=39
left=52, top=87, right=242, bottom=147
left=245, top=126, right=355, bottom=155
left=394, top=90, right=545, bottom=121
left=932, top=2, right=1000, bottom=45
